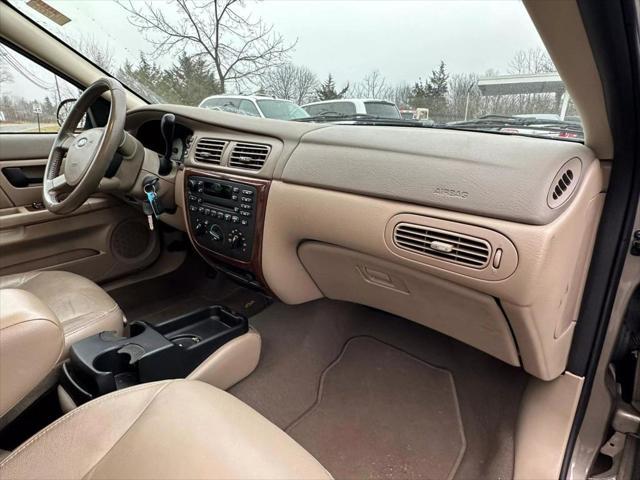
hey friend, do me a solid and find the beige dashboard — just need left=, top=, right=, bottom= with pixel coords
left=126, top=105, right=605, bottom=381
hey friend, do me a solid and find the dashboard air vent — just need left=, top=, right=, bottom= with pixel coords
left=547, top=157, right=582, bottom=209
left=194, top=138, right=227, bottom=164
left=229, top=142, right=270, bottom=170
left=393, top=223, right=491, bottom=268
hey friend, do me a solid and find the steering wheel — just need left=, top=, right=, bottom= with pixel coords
left=43, top=77, right=127, bottom=214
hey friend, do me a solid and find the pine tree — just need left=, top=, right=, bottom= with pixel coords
left=426, top=60, right=449, bottom=115
left=314, top=74, right=349, bottom=101
left=164, top=53, right=221, bottom=105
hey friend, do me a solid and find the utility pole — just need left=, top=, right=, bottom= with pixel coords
left=464, top=82, right=476, bottom=121
left=33, top=105, right=42, bottom=132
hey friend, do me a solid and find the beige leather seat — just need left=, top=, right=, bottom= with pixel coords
left=0, top=379, right=332, bottom=480
left=0, top=271, right=124, bottom=357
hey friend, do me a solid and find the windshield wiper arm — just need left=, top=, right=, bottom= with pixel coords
left=443, top=115, right=583, bottom=132
left=294, top=113, right=428, bottom=127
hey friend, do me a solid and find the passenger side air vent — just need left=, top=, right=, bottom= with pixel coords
left=229, top=142, right=270, bottom=170
left=547, top=157, right=582, bottom=209
left=393, top=223, right=491, bottom=268
left=194, top=138, right=227, bottom=165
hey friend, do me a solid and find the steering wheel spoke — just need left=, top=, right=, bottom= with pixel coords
left=55, top=132, right=76, bottom=151
left=46, top=174, right=69, bottom=193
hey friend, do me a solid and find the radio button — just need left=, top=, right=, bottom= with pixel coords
left=231, top=216, right=239, bottom=223
left=242, top=189, right=253, bottom=196
left=204, top=208, right=210, bottom=215
left=217, top=212, right=224, bottom=219
left=224, top=214, right=231, bottom=221
left=232, top=194, right=238, bottom=201
left=241, top=219, right=248, bottom=226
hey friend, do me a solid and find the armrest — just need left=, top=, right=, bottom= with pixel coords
left=0, top=289, right=64, bottom=417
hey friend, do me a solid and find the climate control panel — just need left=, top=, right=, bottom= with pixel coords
left=186, top=176, right=257, bottom=261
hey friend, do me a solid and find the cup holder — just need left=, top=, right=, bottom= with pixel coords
left=171, top=335, right=201, bottom=348
left=93, top=349, right=134, bottom=374
left=64, top=305, right=248, bottom=405
left=129, top=322, right=149, bottom=337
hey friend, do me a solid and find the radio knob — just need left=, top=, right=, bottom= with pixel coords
left=209, top=224, right=223, bottom=242
left=194, top=222, right=206, bottom=236
left=187, top=179, right=197, bottom=192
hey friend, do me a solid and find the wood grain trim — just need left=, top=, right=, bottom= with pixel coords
left=183, top=168, right=270, bottom=288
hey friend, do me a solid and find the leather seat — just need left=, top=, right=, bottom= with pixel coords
left=0, top=271, right=124, bottom=357
left=0, top=379, right=333, bottom=480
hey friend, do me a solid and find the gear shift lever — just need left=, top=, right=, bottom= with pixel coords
left=158, top=113, right=175, bottom=176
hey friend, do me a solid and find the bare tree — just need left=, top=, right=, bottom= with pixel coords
left=259, top=63, right=318, bottom=104
left=0, top=60, right=12, bottom=85
left=76, top=35, right=116, bottom=72
left=117, top=0, right=295, bottom=92
left=351, top=70, right=392, bottom=99
left=446, top=73, right=480, bottom=120
left=508, top=47, right=556, bottom=75
left=392, top=83, right=412, bottom=108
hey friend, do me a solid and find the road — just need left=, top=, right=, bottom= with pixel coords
left=0, top=123, right=57, bottom=133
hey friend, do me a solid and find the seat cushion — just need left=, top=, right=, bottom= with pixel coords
left=0, top=271, right=123, bottom=356
left=0, top=380, right=333, bottom=480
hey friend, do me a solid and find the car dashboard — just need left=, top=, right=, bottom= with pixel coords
left=125, top=104, right=605, bottom=382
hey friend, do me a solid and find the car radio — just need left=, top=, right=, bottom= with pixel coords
left=186, top=176, right=257, bottom=261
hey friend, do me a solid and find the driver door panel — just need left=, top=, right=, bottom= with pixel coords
left=0, top=134, right=160, bottom=283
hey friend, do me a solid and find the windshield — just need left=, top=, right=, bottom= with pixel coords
left=303, top=102, right=357, bottom=117
left=7, top=0, right=582, bottom=141
left=256, top=100, right=308, bottom=120
left=364, top=102, right=400, bottom=119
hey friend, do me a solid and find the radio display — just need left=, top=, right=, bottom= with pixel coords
left=203, top=182, right=233, bottom=200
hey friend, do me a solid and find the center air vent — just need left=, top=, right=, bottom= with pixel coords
left=393, top=223, right=491, bottom=268
left=229, top=142, right=270, bottom=170
left=194, top=138, right=227, bottom=164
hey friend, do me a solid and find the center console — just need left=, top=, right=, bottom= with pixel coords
left=186, top=175, right=259, bottom=262
left=183, top=169, right=270, bottom=290
left=60, top=306, right=248, bottom=405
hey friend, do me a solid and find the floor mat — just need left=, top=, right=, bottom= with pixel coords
left=231, top=299, right=528, bottom=480
left=286, top=336, right=465, bottom=480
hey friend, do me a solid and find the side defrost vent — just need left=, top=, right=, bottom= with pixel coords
left=393, top=223, right=491, bottom=268
left=547, top=157, right=582, bottom=209
left=194, top=138, right=227, bottom=164
left=229, top=142, right=270, bottom=170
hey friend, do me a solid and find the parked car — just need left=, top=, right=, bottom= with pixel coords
left=302, top=99, right=401, bottom=119
left=1, top=1, right=639, bottom=480
left=199, top=95, right=309, bottom=120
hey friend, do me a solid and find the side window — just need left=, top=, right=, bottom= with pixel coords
left=0, top=43, right=81, bottom=133
left=239, top=100, right=260, bottom=117
left=201, top=98, right=226, bottom=110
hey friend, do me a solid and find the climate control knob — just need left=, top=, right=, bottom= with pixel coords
left=228, top=229, right=245, bottom=250
left=194, top=222, right=206, bottom=236
left=230, top=234, right=242, bottom=249
left=209, top=224, right=223, bottom=242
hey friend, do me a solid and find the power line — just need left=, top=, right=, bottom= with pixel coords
left=0, top=46, right=55, bottom=91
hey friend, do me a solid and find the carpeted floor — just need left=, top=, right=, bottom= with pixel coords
left=109, top=255, right=272, bottom=325
left=230, top=299, right=529, bottom=480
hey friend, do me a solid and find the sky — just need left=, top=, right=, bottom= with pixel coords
left=3, top=0, right=549, bottom=101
